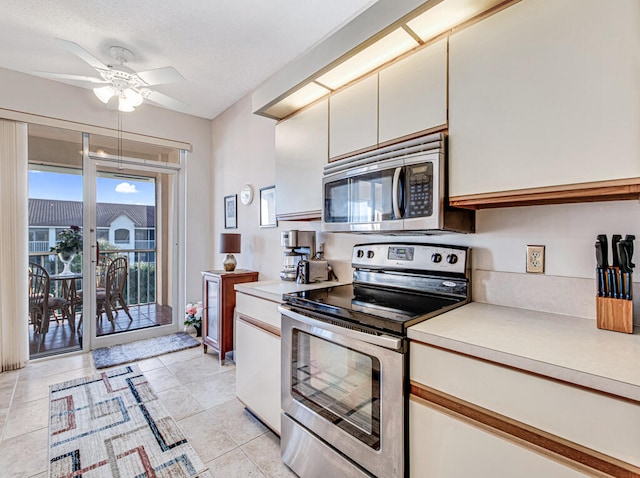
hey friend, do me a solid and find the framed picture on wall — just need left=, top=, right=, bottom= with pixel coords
left=224, top=194, right=237, bottom=229
left=259, top=185, right=277, bottom=228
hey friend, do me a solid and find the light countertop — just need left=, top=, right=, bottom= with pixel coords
left=408, top=302, right=640, bottom=402
left=235, top=279, right=344, bottom=302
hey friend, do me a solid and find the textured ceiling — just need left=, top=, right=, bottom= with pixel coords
left=0, top=0, right=378, bottom=119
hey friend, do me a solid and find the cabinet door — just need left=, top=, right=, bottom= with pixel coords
left=275, top=98, right=327, bottom=220
left=204, top=275, right=220, bottom=348
left=410, top=399, right=590, bottom=478
left=329, top=74, right=378, bottom=159
left=448, top=0, right=640, bottom=197
left=235, top=317, right=281, bottom=433
left=379, top=38, right=447, bottom=144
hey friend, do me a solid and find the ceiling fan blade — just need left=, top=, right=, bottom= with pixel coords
left=55, top=38, right=109, bottom=70
left=137, top=66, right=185, bottom=85
left=145, top=90, right=189, bottom=112
left=31, top=71, right=107, bottom=83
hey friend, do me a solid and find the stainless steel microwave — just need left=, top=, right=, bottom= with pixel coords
left=322, top=134, right=475, bottom=234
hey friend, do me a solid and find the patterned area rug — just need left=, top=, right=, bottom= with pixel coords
left=49, top=365, right=210, bottom=477
left=93, top=333, right=200, bottom=369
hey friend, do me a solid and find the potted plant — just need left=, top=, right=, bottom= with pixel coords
left=50, top=225, right=83, bottom=275
left=184, top=301, right=203, bottom=337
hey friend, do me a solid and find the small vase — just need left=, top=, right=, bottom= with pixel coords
left=58, top=251, right=76, bottom=275
left=194, top=324, right=202, bottom=337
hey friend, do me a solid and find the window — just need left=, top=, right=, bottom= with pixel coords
left=114, top=228, right=130, bottom=244
left=28, top=228, right=50, bottom=253
left=96, top=228, right=109, bottom=241
left=29, top=228, right=49, bottom=242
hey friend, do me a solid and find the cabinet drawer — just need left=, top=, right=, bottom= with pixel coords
left=410, top=398, right=590, bottom=478
left=235, top=293, right=281, bottom=330
left=410, top=342, right=640, bottom=467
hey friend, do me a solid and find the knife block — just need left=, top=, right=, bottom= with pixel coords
left=596, top=296, right=633, bottom=334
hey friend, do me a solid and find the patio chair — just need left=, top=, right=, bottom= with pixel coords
left=96, top=254, right=113, bottom=290
left=96, top=256, right=133, bottom=323
left=28, top=263, right=67, bottom=336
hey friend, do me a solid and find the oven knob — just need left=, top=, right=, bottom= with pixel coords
left=447, top=254, right=458, bottom=264
left=431, top=253, right=442, bottom=263
left=367, top=250, right=375, bottom=259
left=356, top=249, right=364, bottom=258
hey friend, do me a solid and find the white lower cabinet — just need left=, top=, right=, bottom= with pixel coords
left=409, top=342, right=640, bottom=476
left=410, top=399, right=589, bottom=478
left=235, top=313, right=281, bottom=434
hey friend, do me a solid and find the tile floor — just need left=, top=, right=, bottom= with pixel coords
left=0, top=340, right=297, bottom=478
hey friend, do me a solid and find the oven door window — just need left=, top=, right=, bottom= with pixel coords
left=291, top=330, right=381, bottom=450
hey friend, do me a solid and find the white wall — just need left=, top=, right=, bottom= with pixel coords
left=210, top=94, right=281, bottom=276
left=0, top=67, right=212, bottom=301
left=211, top=90, right=640, bottom=314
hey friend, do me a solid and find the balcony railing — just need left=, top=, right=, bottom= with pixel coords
left=135, top=240, right=156, bottom=249
left=29, top=241, right=50, bottom=253
left=30, top=240, right=157, bottom=253
left=28, top=249, right=156, bottom=308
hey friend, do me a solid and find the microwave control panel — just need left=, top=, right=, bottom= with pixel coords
left=404, top=163, right=433, bottom=218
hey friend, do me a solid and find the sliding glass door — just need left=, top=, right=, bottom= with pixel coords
left=27, top=125, right=84, bottom=358
left=84, top=134, right=183, bottom=349
left=27, top=123, right=185, bottom=357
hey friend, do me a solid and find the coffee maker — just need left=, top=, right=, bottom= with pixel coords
left=280, top=230, right=315, bottom=281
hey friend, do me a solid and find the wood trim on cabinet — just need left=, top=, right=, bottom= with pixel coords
left=411, top=340, right=640, bottom=406
left=275, top=209, right=321, bottom=221
left=449, top=177, right=640, bottom=210
left=236, top=313, right=281, bottom=338
left=410, top=382, right=640, bottom=478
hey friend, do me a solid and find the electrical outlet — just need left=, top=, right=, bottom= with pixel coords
left=526, top=245, right=545, bottom=273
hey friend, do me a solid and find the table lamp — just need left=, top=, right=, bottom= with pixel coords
left=220, top=233, right=241, bottom=271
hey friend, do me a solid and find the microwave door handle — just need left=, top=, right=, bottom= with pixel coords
left=392, top=167, right=403, bottom=219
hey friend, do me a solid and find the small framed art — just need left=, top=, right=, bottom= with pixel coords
left=224, top=194, right=237, bottom=229
left=259, top=185, right=277, bottom=228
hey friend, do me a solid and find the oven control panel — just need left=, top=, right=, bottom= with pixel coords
left=352, top=243, right=467, bottom=275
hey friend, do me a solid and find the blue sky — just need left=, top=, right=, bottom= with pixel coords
left=29, top=171, right=155, bottom=205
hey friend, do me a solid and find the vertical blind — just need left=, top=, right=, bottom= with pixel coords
left=0, top=119, right=29, bottom=370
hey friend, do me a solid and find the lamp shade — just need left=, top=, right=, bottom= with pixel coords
left=219, top=233, right=241, bottom=254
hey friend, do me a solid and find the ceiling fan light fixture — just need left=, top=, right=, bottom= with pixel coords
left=93, top=85, right=115, bottom=103
left=123, top=88, right=143, bottom=107
left=118, top=95, right=136, bottom=112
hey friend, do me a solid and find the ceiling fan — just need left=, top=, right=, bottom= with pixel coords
left=33, top=39, right=188, bottom=113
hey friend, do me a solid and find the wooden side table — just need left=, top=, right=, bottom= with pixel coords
left=201, top=269, right=258, bottom=364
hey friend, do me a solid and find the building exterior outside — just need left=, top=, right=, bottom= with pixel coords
left=28, top=199, right=155, bottom=253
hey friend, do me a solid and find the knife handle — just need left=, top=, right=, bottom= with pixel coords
left=607, top=268, right=617, bottom=298
left=596, top=268, right=605, bottom=297
left=597, top=234, right=609, bottom=268
left=611, top=234, right=622, bottom=267
left=625, top=234, right=635, bottom=268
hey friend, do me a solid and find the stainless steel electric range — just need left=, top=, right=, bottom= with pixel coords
left=279, top=242, right=471, bottom=478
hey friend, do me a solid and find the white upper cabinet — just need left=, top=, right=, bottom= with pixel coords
left=379, top=38, right=447, bottom=145
left=275, top=98, right=328, bottom=219
left=329, top=74, right=378, bottom=159
left=448, top=0, right=640, bottom=198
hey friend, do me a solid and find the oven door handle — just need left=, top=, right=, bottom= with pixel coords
left=392, top=166, right=403, bottom=219
left=279, top=305, right=404, bottom=351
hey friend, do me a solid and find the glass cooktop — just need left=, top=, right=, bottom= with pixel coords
left=283, top=284, right=463, bottom=336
